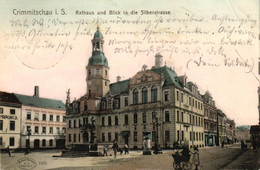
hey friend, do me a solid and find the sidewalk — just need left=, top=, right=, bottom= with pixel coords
left=222, top=148, right=260, bottom=170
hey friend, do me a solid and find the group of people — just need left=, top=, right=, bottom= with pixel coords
left=103, top=140, right=129, bottom=158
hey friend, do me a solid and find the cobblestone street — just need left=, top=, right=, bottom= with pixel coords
left=0, top=144, right=259, bottom=170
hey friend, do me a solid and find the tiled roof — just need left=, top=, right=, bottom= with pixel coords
left=110, top=79, right=130, bottom=94
left=151, top=66, right=182, bottom=87
left=15, top=94, right=65, bottom=110
left=0, top=91, right=22, bottom=106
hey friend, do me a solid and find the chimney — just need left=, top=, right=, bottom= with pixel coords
left=116, top=76, right=121, bottom=82
left=34, top=86, right=39, bottom=97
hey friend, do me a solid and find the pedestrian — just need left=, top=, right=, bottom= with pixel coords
left=124, top=143, right=129, bottom=154
left=221, top=141, right=224, bottom=148
left=252, top=138, right=257, bottom=152
left=6, top=145, right=11, bottom=157
left=103, top=145, right=108, bottom=156
left=112, top=140, right=118, bottom=158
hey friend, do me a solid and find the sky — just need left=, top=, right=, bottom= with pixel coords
left=0, top=0, right=259, bottom=126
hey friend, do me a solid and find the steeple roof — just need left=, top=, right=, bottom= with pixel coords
left=93, top=26, right=103, bottom=40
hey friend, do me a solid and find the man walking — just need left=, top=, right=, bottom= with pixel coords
left=112, top=140, right=118, bottom=158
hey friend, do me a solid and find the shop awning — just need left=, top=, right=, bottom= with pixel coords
left=120, top=131, right=130, bottom=136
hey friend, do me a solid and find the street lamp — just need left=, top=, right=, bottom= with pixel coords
left=26, top=127, right=31, bottom=154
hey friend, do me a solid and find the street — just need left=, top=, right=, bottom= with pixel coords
left=0, top=144, right=259, bottom=170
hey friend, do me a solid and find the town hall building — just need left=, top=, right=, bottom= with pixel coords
left=65, top=27, right=205, bottom=149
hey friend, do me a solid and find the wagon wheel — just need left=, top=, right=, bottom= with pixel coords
left=182, top=162, right=192, bottom=170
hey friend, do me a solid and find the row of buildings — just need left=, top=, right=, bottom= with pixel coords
left=65, top=27, right=236, bottom=150
left=1, top=27, right=236, bottom=150
left=0, top=87, right=66, bottom=150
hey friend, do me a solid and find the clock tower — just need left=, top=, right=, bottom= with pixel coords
left=86, top=27, right=110, bottom=98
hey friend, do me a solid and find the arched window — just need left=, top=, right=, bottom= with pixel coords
left=49, top=139, right=53, bottom=146
left=151, top=86, right=157, bottom=102
left=133, top=89, right=139, bottom=104
left=124, top=115, right=128, bottom=125
left=42, top=139, right=46, bottom=146
left=142, top=87, right=148, bottom=103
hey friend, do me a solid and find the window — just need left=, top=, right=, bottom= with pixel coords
left=181, top=112, right=184, bottom=122
left=79, top=134, right=81, bottom=142
left=190, top=132, right=192, bottom=140
left=152, top=131, right=156, bottom=142
left=69, top=120, right=71, bottom=128
left=105, top=81, right=107, bottom=86
left=108, top=133, right=111, bottom=142
left=74, top=134, right=76, bottom=142
left=62, top=127, right=66, bottom=134
left=165, top=131, right=170, bottom=142
left=79, top=119, right=81, bottom=127
left=192, top=99, right=194, bottom=107
left=63, top=116, right=66, bottom=122
left=134, top=113, right=138, bottom=124
left=198, top=102, right=200, bottom=109
left=189, top=97, right=191, bottom=105
left=125, top=97, right=128, bottom=106
left=202, top=133, right=204, bottom=140
left=115, top=116, right=118, bottom=126
left=102, top=133, right=105, bottom=142
left=68, top=134, right=71, bottom=142
left=88, top=69, right=91, bottom=75
left=201, top=103, right=203, bottom=110
left=164, top=91, right=169, bottom=101
left=151, top=86, right=157, bottom=102
left=177, top=111, right=179, bottom=122
left=42, top=139, right=46, bottom=146
left=50, top=115, right=53, bottom=122
left=0, top=108, right=3, bottom=114
left=181, top=131, right=184, bottom=141
left=142, top=112, right=146, bottom=124
left=114, top=99, right=119, bottom=109
left=102, top=117, right=105, bottom=126
left=74, top=119, right=76, bottom=128
left=115, top=132, right=118, bottom=141
left=10, top=121, right=15, bottom=131
left=108, top=116, right=112, bottom=126
left=124, top=115, right=128, bottom=125
left=26, top=112, right=31, bottom=120
left=196, top=132, right=198, bottom=141
left=176, top=91, right=179, bottom=101
left=133, top=89, right=139, bottom=104
left=105, top=70, right=107, bottom=76
left=42, top=114, right=46, bottom=121
left=193, top=132, right=195, bottom=141
left=199, top=132, right=201, bottom=141
left=34, top=113, right=39, bottom=121
left=9, top=137, right=14, bottom=146
left=142, top=87, right=148, bottom=103
left=108, top=100, right=112, bottom=108
left=181, top=93, right=184, bottom=103
left=165, top=111, right=170, bottom=122
left=10, top=109, right=15, bottom=115
left=134, top=132, right=138, bottom=142
left=177, top=130, right=179, bottom=141
left=35, top=126, right=39, bottom=134
left=195, top=101, right=197, bottom=108
left=49, top=139, right=53, bottom=146
left=49, top=127, right=53, bottom=134
left=26, top=126, right=30, bottom=132
left=0, top=137, right=2, bottom=146
left=56, top=127, right=60, bottom=134
left=83, top=117, right=88, bottom=125
left=42, top=127, right=46, bottom=134
left=0, top=120, right=3, bottom=130
left=56, top=116, right=60, bottom=122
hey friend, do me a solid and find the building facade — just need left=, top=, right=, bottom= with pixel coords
left=15, top=86, right=66, bottom=149
left=217, top=109, right=227, bottom=145
left=0, top=92, right=22, bottom=150
left=65, top=27, right=206, bottom=149
left=202, top=91, right=218, bottom=146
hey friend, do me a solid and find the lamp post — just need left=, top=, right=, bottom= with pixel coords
left=26, top=127, right=31, bottom=154
left=152, top=112, right=160, bottom=154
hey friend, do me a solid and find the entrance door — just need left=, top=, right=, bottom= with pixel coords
left=34, top=139, right=40, bottom=149
left=124, top=135, right=129, bottom=145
